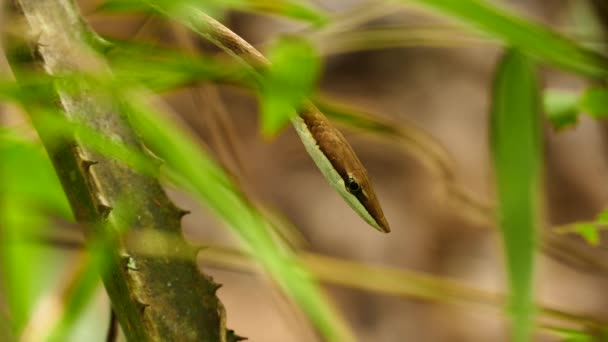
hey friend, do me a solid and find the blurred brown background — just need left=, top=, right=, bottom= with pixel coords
left=48, top=0, right=608, bottom=340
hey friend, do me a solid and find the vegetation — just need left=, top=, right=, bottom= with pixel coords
left=2, top=0, right=608, bottom=341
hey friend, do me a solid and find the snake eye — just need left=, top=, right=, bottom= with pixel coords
left=346, top=177, right=361, bottom=193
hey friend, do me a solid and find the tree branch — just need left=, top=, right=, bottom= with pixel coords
left=5, top=0, right=235, bottom=340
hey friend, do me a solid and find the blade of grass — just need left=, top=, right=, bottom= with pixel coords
left=0, top=137, right=73, bottom=334
left=402, top=0, right=608, bottom=78
left=260, top=37, right=320, bottom=137
left=99, top=0, right=328, bottom=26
left=490, top=49, right=541, bottom=342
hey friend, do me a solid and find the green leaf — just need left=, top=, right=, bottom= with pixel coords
left=404, top=0, right=608, bottom=78
left=596, top=210, right=608, bottom=223
left=260, top=37, right=320, bottom=137
left=543, top=90, right=580, bottom=129
left=572, top=223, right=600, bottom=246
left=544, top=325, right=596, bottom=342
left=246, top=0, right=329, bottom=27
left=0, top=135, right=73, bottom=333
left=99, top=0, right=245, bottom=17
left=105, top=0, right=328, bottom=26
left=580, top=87, right=608, bottom=119
left=0, top=136, right=72, bottom=220
left=107, top=40, right=250, bottom=91
left=490, top=49, right=540, bottom=342
left=97, top=0, right=152, bottom=12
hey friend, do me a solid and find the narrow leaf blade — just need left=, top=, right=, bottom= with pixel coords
left=490, top=48, right=541, bottom=342
left=260, top=37, right=320, bottom=137
left=405, top=0, right=608, bottom=78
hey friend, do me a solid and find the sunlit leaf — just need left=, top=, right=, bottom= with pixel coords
left=544, top=90, right=580, bottom=129
left=0, top=136, right=73, bottom=334
left=97, top=0, right=152, bottom=12
left=260, top=37, right=320, bottom=137
left=573, top=223, right=600, bottom=246
left=0, top=137, right=72, bottom=220
left=490, top=49, right=540, bottom=342
left=545, top=326, right=595, bottom=342
left=580, top=87, right=608, bottom=119
left=404, top=0, right=608, bottom=78
left=107, top=40, right=250, bottom=91
left=247, top=0, right=329, bottom=26
left=100, top=0, right=327, bottom=26
left=596, top=210, right=608, bottom=223
left=99, top=0, right=245, bottom=18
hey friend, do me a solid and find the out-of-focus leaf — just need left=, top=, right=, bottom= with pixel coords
left=490, top=49, right=540, bottom=342
left=0, top=135, right=73, bottom=334
left=580, top=88, right=608, bottom=119
left=572, top=223, right=600, bottom=246
left=0, top=136, right=72, bottom=219
left=107, top=40, right=250, bottom=91
left=596, top=210, right=608, bottom=223
left=247, top=0, right=329, bottom=27
left=544, top=90, right=580, bottom=129
left=260, top=37, right=320, bottom=137
left=545, top=326, right=595, bottom=342
left=101, top=0, right=327, bottom=26
left=404, top=0, right=608, bottom=78
left=99, top=0, right=244, bottom=17
left=124, top=94, right=354, bottom=342
left=97, top=0, right=152, bottom=12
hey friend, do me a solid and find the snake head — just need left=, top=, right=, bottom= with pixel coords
left=343, top=170, right=390, bottom=233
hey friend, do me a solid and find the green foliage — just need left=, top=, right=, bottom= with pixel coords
left=0, top=134, right=72, bottom=335
left=490, top=49, right=540, bottom=342
left=544, top=90, right=580, bottom=129
left=247, top=0, right=329, bottom=26
left=5, top=0, right=608, bottom=340
left=404, top=0, right=608, bottom=78
left=557, top=210, right=608, bottom=247
left=580, top=88, right=608, bottom=119
left=99, top=0, right=328, bottom=26
left=107, top=40, right=250, bottom=91
left=572, top=224, right=600, bottom=246
left=545, top=326, right=597, bottom=342
left=260, top=37, right=320, bottom=137
left=543, top=87, right=608, bottom=129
